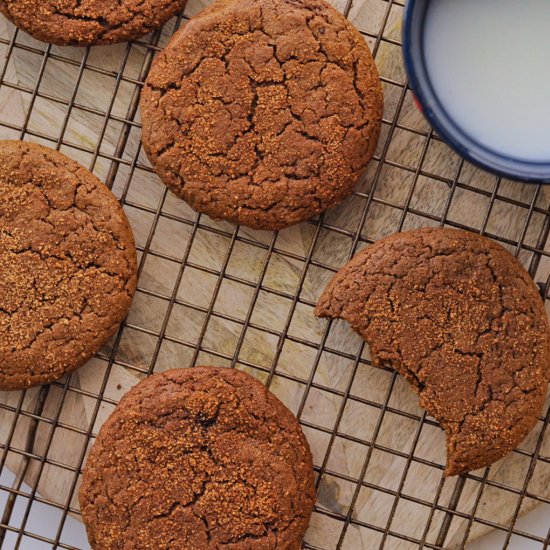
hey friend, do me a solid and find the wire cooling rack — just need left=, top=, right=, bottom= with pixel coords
left=1, top=1, right=550, bottom=549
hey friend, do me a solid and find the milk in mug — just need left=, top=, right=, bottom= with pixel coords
left=423, top=0, right=550, bottom=161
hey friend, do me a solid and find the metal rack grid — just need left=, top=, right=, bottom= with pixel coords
left=0, top=0, right=549, bottom=548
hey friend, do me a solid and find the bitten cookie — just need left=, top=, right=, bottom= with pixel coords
left=79, top=366, right=315, bottom=550
left=0, top=0, right=187, bottom=46
left=316, top=227, right=550, bottom=475
left=0, top=141, right=137, bottom=390
left=140, top=0, right=383, bottom=230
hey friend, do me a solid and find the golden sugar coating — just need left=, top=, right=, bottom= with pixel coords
left=0, top=141, right=137, bottom=390
left=141, top=0, right=383, bottom=230
left=0, top=0, right=187, bottom=45
left=80, top=367, right=315, bottom=549
left=316, top=227, right=550, bottom=475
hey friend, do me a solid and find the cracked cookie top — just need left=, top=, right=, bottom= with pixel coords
left=316, top=227, right=550, bottom=475
left=0, top=141, right=137, bottom=390
left=0, top=0, right=187, bottom=45
left=79, top=366, right=315, bottom=550
left=140, top=0, right=383, bottom=230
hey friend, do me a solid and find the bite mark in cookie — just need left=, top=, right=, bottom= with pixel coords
left=316, top=227, right=550, bottom=475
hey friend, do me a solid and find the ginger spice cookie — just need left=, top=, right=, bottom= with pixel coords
left=0, top=0, right=187, bottom=46
left=79, top=366, right=315, bottom=550
left=0, top=141, right=137, bottom=390
left=140, top=0, right=383, bottom=230
left=316, top=227, right=550, bottom=475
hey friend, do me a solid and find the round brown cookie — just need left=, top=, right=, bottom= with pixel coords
left=79, top=366, right=315, bottom=550
left=0, top=0, right=187, bottom=46
left=0, top=141, right=137, bottom=390
left=316, top=227, right=550, bottom=476
left=140, top=0, right=383, bottom=230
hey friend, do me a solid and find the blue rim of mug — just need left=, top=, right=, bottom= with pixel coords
left=402, top=0, right=550, bottom=183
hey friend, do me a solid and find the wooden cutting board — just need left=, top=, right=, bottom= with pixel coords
left=0, top=1, right=549, bottom=548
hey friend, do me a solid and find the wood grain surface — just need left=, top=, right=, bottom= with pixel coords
left=0, top=1, right=549, bottom=548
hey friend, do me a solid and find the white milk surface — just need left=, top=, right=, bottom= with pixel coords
left=424, top=0, right=550, bottom=161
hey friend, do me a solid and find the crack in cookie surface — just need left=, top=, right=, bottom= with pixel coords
left=315, top=227, right=550, bottom=475
left=140, top=0, right=383, bottom=230
left=79, top=367, right=315, bottom=550
left=0, top=0, right=187, bottom=45
left=0, top=141, right=137, bottom=390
